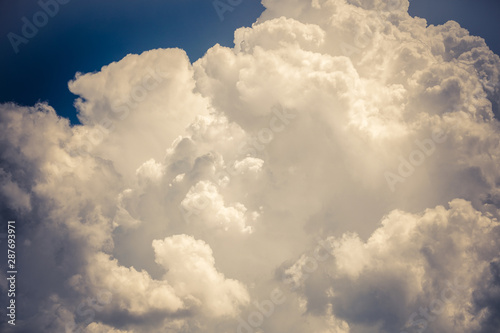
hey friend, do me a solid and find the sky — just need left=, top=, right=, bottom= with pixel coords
left=1, top=0, right=500, bottom=333
left=0, top=0, right=499, bottom=124
left=0, top=0, right=265, bottom=124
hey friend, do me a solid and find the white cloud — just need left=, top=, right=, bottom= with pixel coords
left=1, top=0, right=500, bottom=332
left=83, top=252, right=184, bottom=316
left=68, top=48, right=209, bottom=181
left=152, top=234, right=250, bottom=317
left=283, top=199, right=499, bottom=332
left=180, top=180, right=254, bottom=234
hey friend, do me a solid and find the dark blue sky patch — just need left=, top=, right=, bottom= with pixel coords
left=0, top=0, right=264, bottom=124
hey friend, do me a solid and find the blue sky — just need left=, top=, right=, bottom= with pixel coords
left=0, top=0, right=498, bottom=125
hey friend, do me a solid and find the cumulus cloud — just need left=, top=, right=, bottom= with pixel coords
left=1, top=0, right=500, bottom=332
left=152, top=234, right=250, bottom=317
left=283, top=199, right=499, bottom=332
left=180, top=180, right=255, bottom=234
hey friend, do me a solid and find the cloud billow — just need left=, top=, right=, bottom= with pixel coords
left=1, top=0, right=499, bottom=332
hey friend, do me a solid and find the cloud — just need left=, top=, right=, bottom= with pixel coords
left=283, top=199, right=499, bottom=332
left=152, top=234, right=250, bottom=317
left=180, top=180, right=255, bottom=234
left=1, top=0, right=500, bottom=332
left=68, top=48, right=209, bottom=180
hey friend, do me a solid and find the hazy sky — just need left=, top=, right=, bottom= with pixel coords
left=1, top=1, right=500, bottom=333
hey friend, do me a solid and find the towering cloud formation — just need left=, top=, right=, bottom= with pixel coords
left=1, top=0, right=499, bottom=332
